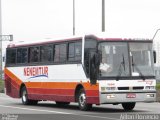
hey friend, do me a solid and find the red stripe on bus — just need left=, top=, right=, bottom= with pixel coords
left=27, top=88, right=99, bottom=96
left=27, top=88, right=75, bottom=96
left=28, top=94, right=75, bottom=102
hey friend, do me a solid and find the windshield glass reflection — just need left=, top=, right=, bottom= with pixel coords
left=98, top=42, right=129, bottom=77
left=130, top=43, right=154, bottom=76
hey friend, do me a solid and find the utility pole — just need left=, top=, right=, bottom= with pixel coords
left=102, top=0, right=105, bottom=32
left=0, top=0, right=1, bottom=35
left=0, top=34, right=13, bottom=82
left=0, top=0, right=2, bottom=80
left=0, top=0, right=13, bottom=93
left=73, top=0, right=75, bottom=35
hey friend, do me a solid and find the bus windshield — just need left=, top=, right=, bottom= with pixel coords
left=98, top=42, right=154, bottom=78
left=98, top=42, right=130, bottom=77
left=130, top=43, right=154, bottom=77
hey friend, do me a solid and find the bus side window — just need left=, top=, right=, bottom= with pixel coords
left=75, top=42, right=82, bottom=61
left=17, top=48, right=28, bottom=63
left=54, top=44, right=67, bottom=63
left=60, top=44, right=67, bottom=62
left=68, top=42, right=82, bottom=61
left=68, top=43, right=75, bottom=61
left=54, top=44, right=60, bottom=62
left=40, top=45, right=53, bottom=62
left=29, top=46, right=40, bottom=63
left=6, top=49, right=16, bottom=64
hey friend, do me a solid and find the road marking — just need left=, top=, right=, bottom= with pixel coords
left=0, top=104, right=70, bottom=114
left=0, top=97, right=17, bottom=100
left=0, top=104, right=120, bottom=120
left=80, top=114, right=120, bottom=120
left=135, top=108, right=150, bottom=111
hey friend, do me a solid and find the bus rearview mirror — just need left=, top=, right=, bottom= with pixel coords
left=89, top=50, right=98, bottom=84
left=153, top=51, right=156, bottom=63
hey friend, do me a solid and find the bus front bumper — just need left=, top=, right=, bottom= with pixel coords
left=100, top=91, right=156, bottom=104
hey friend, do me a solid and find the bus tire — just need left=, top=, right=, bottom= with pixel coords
left=56, top=102, right=70, bottom=106
left=21, top=86, right=38, bottom=105
left=122, top=102, right=136, bottom=111
left=78, top=89, right=92, bottom=111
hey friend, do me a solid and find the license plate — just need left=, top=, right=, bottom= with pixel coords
left=126, top=93, right=136, bottom=98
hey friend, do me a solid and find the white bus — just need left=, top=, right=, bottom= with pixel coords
left=4, top=35, right=156, bottom=111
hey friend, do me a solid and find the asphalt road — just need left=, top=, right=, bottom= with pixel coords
left=0, top=93, right=160, bottom=120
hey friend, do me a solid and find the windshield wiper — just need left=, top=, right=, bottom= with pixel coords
left=131, top=56, right=145, bottom=80
left=116, top=54, right=125, bottom=81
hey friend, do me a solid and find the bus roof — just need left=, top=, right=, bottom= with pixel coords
left=85, top=34, right=151, bottom=41
left=7, top=34, right=152, bottom=48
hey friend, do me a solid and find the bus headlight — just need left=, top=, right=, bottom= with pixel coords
left=146, top=94, right=155, bottom=98
left=145, top=86, right=155, bottom=90
left=101, top=87, right=106, bottom=92
left=106, top=87, right=116, bottom=91
left=101, top=87, right=116, bottom=92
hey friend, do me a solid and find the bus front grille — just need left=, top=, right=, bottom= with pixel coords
left=118, top=87, right=129, bottom=90
left=133, top=86, right=144, bottom=90
left=118, top=86, right=144, bottom=90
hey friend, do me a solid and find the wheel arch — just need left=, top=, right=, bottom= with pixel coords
left=74, top=84, right=85, bottom=102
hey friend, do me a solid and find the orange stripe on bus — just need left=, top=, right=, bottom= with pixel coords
left=25, top=82, right=99, bottom=90
left=4, top=68, right=22, bottom=86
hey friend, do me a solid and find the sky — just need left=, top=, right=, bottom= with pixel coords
left=1, top=0, right=160, bottom=43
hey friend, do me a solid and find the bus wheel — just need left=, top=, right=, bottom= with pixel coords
left=21, top=86, right=38, bottom=105
left=56, top=102, right=70, bottom=106
left=78, top=89, right=92, bottom=111
left=122, top=102, right=136, bottom=111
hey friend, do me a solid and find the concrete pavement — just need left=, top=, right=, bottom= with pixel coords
left=0, top=93, right=160, bottom=120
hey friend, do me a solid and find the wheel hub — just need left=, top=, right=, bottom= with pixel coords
left=79, top=93, right=86, bottom=107
left=22, top=90, right=27, bottom=102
